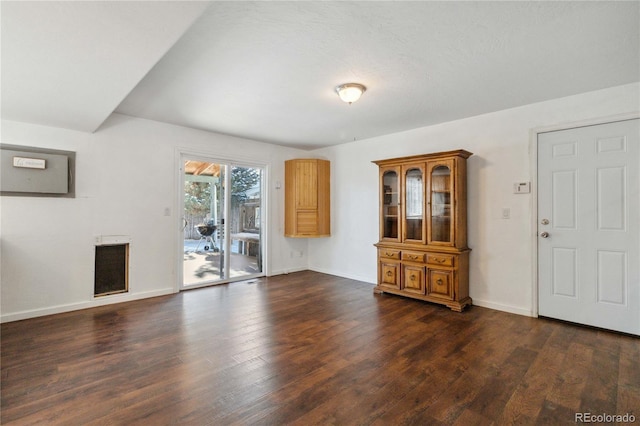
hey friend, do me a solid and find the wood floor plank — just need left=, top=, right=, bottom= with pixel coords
left=617, top=336, right=640, bottom=416
left=1, top=270, right=638, bottom=425
left=546, top=342, right=594, bottom=412
left=464, top=346, right=538, bottom=420
left=497, top=332, right=566, bottom=424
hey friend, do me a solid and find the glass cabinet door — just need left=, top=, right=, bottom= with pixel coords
left=381, top=168, right=400, bottom=240
left=429, top=162, right=453, bottom=244
left=403, top=166, right=424, bottom=242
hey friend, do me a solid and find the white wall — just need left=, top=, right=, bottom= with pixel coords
left=0, top=113, right=309, bottom=322
left=2, top=84, right=638, bottom=322
left=308, top=83, right=640, bottom=316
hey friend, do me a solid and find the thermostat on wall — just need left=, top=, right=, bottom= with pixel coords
left=513, top=182, right=531, bottom=194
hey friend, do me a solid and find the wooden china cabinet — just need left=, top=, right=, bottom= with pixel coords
left=373, top=150, right=472, bottom=311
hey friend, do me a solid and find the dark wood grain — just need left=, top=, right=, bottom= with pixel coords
left=1, top=271, right=638, bottom=425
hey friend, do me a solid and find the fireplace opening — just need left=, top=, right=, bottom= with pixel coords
left=94, top=243, right=129, bottom=297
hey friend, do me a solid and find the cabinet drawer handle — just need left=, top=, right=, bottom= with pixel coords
left=436, top=279, right=443, bottom=285
left=434, top=258, right=446, bottom=263
left=386, top=271, right=393, bottom=277
left=385, top=252, right=395, bottom=257
left=408, top=255, right=419, bottom=260
left=410, top=274, right=416, bottom=281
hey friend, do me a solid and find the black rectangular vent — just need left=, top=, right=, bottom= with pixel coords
left=94, top=244, right=129, bottom=296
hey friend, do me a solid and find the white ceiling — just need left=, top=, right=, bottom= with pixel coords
left=2, top=1, right=639, bottom=150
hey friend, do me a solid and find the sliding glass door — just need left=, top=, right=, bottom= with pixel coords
left=181, top=156, right=263, bottom=288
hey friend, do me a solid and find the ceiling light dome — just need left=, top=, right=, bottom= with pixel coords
left=335, top=83, right=366, bottom=104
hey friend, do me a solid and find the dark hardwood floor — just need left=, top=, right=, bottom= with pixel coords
left=1, top=271, right=638, bottom=425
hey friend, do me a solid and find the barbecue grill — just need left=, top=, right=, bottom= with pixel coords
left=194, top=221, right=218, bottom=252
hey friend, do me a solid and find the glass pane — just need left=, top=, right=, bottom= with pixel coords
left=183, top=160, right=225, bottom=286
left=229, top=166, right=262, bottom=279
left=405, top=168, right=423, bottom=240
left=382, top=170, right=399, bottom=239
left=431, top=165, right=451, bottom=242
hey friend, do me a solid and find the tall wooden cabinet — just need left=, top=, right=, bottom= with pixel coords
left=373, top=150, right=472, bottom=311
left=285, top=159, right=330, bottom=237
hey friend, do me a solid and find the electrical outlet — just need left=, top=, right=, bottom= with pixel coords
left=502, top=208, right=510, bottom=219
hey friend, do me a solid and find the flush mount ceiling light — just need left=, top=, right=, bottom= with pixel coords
left=335, top=83, right=366, bottom=104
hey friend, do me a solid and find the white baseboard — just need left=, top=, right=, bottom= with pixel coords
left=1, top=276, right=534, bottom=323
left=277, top=269, right=535, bottom=318
left=471, top=298, right=534, bottom=317
left=1, top=288, right=176, bottom=323
left=308, top=266, right=375, bottom=284
left=267, top=266, right=309, bottom=277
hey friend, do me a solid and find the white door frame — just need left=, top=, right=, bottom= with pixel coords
left=529, top=112, right=640, bottom=317
left=174, top=147, right=270, bottom=292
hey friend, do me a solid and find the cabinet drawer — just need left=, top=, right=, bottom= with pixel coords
left=379, top=249, right=401, bottom=260
left=402, top=251, right=426, bottom=263
left=427, top=253, right=455, bottom=267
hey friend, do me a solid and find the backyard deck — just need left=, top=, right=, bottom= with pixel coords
left=183, top=239, right=260, bottom=286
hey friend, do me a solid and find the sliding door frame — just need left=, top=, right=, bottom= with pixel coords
left=175, top=148, right=270, bottom=291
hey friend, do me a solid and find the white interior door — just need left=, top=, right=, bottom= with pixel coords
left=538, top=119, right=639, bottom=335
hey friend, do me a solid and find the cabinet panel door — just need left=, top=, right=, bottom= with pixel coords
left=379, top=261, right=400, bottom=289
left=380, top=166, right=401, bottom=242
left=403, top=264, right=425, bottom=295
left=285, top=159, right=330, bottom=237
left=294, top=161, right=318, bottom=209
left=427, top=159, right=455, bottom=246
left=402, top=163, right=426, bottom=243
left=428, top=269, right=454, bottom=300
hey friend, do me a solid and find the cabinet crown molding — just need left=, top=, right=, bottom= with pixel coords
left=372, top=149, right=472, bottom=166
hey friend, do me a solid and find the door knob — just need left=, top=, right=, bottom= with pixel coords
left=541, top=219, right=549, bottom=225
left=540, top=232, right=550, bottom=238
